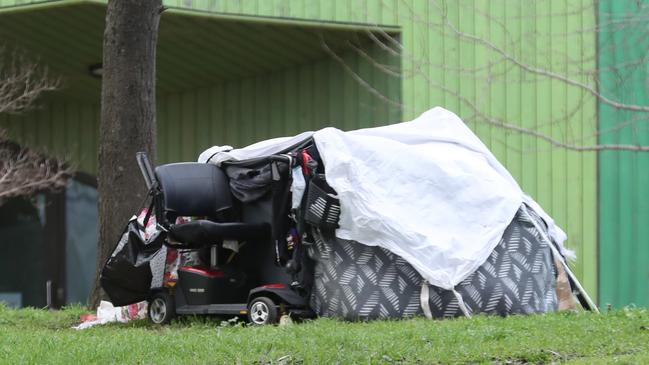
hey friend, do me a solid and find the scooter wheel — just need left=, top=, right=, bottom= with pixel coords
left=148, top=291, right=175, bottom=325
left=248, top=296, right=278, bottom=325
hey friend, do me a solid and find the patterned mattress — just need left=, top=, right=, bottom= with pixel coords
left=306, top=205, right=559, bottom=319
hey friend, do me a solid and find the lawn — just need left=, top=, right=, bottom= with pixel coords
left=1, top=304, right=648, bottom=364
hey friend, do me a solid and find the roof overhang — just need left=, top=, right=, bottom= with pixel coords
left=0, top=1, right=400, bottom=103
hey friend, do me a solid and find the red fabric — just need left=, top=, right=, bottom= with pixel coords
left=301, top=150, right=312, bottom=176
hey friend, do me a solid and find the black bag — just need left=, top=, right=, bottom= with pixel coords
left=225, top=159, right=293, bottom=265
left=225, top=163, right=274, bottom=203
left=100, top=218, right=165, bottom=306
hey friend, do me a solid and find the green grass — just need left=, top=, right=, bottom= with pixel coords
left=1, top=304, right=648, bottom=364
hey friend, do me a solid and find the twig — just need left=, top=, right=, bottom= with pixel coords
left=0, top=132, right=73, bottom=201
left=319, top=34, right=408, bottom=111
left=424, top=0, right=649, bottom=113
left=0, top=48, right=60, bottom=114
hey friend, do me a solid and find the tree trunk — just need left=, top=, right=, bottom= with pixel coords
left=89, top=0, right=162, bottom=308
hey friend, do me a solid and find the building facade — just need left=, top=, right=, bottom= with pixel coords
left=0, top=0, right=644, bottom=308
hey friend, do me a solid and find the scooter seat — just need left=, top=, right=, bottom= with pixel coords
left=168, top=220, right=271, bottom=248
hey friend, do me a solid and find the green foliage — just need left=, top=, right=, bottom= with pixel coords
left=1, top=304, right=648, bottom=364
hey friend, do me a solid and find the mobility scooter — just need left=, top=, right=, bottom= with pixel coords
left=134, top=152, right=311, bottom=325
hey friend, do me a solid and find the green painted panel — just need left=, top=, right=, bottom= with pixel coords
left=156, top=43, right=401, bottom=164
left=0, top=102, right=100, bottom=173
left=598, top=0, right=649, bottom=307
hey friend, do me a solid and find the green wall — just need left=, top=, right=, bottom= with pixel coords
left=598, top=0, right=649, bottom=307
left=0, top=102, right=100, bottom=173
left=0, top=0, right=599, bottom=299
left=157, top=47, right=400, bottom=163
left=0, top=43, right=400, bottom=169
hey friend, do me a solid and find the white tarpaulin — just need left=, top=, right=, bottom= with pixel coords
left=199, top=107, right=569, bottom=290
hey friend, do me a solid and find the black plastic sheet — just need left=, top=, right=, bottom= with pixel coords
left=100, top=219, right=164, bottom=306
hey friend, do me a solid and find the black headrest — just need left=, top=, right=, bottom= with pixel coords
left=155, top=163, right=232, bottom=217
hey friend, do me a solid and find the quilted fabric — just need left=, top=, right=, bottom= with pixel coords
left=307, top=205, right=558, bottom=320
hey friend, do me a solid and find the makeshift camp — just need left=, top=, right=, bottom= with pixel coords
left=101, top=107, right=595, bottom=324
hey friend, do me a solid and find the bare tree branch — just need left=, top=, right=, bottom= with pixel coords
left=421, top=0, right=649, bottom=113
left=0, top=47, right=60, bottom=115
left=0, top=132, right=73, bottom=204
left=328, top=0, right=649, bottom=152
left=441, top=84, right=649, bottom=152
left=319, top=34, right=408, bottom=111
left=0, top=47, right=70, bottom=203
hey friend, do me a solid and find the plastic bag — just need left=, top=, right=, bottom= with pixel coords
left=100, top=216, right=165, bottom=306
left=73, top=300, right=148, bottom=330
